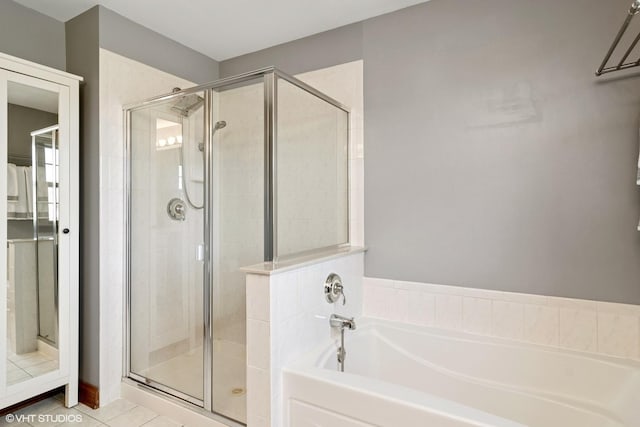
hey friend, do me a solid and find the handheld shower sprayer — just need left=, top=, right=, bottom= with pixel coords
left=198, top=121, right=227, bottom=152
left=181, top=119, right=228, bottom=210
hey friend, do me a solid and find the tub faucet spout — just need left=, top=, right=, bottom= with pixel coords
left=330, top=314, right=356, bottom=330
left=330, top=314, right=355, bottom=372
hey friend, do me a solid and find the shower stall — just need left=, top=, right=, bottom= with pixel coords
left=124, top=68, right=350, bottom=424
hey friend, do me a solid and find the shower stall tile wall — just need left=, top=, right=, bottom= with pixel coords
left=245, top=251, right=364, bottom=427
left=364, top=278, right=640, bottom=361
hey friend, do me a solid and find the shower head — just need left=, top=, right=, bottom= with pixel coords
left=171, top=94, right=204, bottom=117
left=197, top=120, right=228, bottom=152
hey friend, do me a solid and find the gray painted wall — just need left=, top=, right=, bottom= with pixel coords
left=363, top=0, right=640, bottom=304
left=220, top=22, right=362, bottom=77
left=220, top=0, right=640, bottom=304
left=66, top=6, right=101, bottom=387
left=0, top=1, right=66, bottom=71
left=99, top=6, right=219, bottom=84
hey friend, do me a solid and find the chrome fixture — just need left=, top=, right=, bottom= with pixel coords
left=596, top=0, right=640, bottom=76
left=324, top=273, right=346, bottom=304
left=171, top=88, right=205, bottom=117
left=197, top=121, right=226, bottom=152
left=179, top=130, right=203, bottom=209
left=180, top=116, right=225, bottom=209
left=172, top=86, right=207, bottom=210
left=330, top=314, right=356, bottom=372
left=167, top=197, right=186, bottom=221
left=330, top=313, right=356, bottom=330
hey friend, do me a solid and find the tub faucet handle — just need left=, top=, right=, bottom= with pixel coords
left=339, top=288, right=346, bottom=305
left=325, top=273, right=346, bottom=305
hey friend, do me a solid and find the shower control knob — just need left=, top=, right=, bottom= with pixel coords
left=167, top=198, right=187, bottom=221
left=325, top=273, right=346, bottom=305
left=62, top=228, right=70, bottom=234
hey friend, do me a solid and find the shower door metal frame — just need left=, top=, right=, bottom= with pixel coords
left=123, top=66, right=351, bottom=422
left=202, top=89, right=213, bottom=411
left=264, top=72, right=276, bottom=261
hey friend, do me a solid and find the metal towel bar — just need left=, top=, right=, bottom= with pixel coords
left=596, top=0, right=640, bottom=76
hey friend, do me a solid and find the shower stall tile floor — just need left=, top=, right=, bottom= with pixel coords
left=140, top=340, right=246, bottom=423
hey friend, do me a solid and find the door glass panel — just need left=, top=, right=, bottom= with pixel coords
left=6, top=80, right=60, bottom=385
left=129, top=92, right=205, bottom=401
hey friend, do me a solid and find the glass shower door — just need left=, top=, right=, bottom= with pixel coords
left=128, top=92, right=206, bottom=404
left=126, top=76, right=266, bottom=424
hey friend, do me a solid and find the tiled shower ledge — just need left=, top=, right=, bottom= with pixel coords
left=240, top=246, right=366, bottom=275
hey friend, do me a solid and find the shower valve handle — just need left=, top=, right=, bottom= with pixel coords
left=325, top=273, right=346, bottom=305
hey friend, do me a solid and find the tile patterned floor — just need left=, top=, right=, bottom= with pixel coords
left=2, top=340, right=246, bottom=426
left=6, top=350, right=58, bottom=386
left=1, top=394, right=184, bottom=427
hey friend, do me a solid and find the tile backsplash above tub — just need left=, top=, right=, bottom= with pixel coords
left=363, top=278, right=640, bottom=361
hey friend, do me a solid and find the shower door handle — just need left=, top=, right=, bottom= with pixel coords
left=196, top=244, right=205, bottom=261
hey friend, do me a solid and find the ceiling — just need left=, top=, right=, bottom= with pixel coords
left=15, top=0, right=429, bottom=61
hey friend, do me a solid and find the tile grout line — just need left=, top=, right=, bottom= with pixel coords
left=76, top=406, right=109, bottom=426
left=140, top=415, right=160, bottom=425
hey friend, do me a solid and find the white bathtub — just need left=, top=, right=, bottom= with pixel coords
left=282, top=319, right=640, bottom=427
